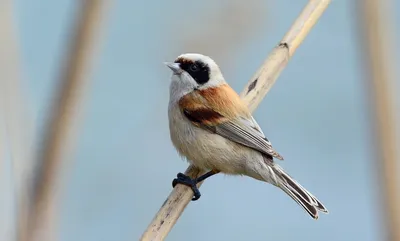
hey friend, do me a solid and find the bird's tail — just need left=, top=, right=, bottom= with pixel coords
left=272, top=165, right=328, bottom=219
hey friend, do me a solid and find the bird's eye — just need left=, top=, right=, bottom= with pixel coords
left=189, top=64, right=199, bottom=72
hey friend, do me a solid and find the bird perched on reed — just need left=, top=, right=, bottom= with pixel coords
left=165, top=53, right=328, bottom=219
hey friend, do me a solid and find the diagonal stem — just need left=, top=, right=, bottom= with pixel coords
left=140, top=1, right=331, bottom=240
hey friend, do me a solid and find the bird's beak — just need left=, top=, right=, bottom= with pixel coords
left=164, top=62, right=183, bottom=75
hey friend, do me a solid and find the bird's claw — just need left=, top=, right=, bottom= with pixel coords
left=172, top=172, right=201, bottom=201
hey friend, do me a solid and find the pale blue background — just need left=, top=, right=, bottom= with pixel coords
left=10, top=0, right=400, bottom=240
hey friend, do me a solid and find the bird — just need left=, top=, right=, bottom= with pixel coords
left=164, top=53, right=328, bottom=219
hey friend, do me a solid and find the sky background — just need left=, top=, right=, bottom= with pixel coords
left=2, top=0, right=399, bottom=240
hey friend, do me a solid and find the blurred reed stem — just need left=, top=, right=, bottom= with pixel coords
left=358, top=0, right=400, bottom=240
left=140, top=1, right=331, bottom=240
left=0, top=1, right=34, bottom=241
left=19, top=1, right=110, bottom=241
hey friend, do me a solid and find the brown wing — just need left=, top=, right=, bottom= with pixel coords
left=178, top=85, right=284, bottom=160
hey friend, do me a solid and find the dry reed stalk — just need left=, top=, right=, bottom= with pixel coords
left=140, top=1, right=331, bottom=240
left=0, top=1, right=34, bottom=241
left=21, top=1, right=110, bottom=241
left=358, top=0, right=400, bottom=240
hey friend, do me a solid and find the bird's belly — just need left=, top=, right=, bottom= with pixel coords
left=169, top=108, right=248, bottom=174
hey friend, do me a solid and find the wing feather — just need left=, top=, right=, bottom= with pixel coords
left=179, top=86, right=283, bottom=160
left=215, top=118, right=284, bottom=160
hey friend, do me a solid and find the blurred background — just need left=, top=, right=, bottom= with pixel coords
left=1, top=0, right=399, bottom=241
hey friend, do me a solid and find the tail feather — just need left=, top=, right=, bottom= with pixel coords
left=280, top=185, right=319, bottom=219
left=273, top=165, right=328, bottom=219
left=293, top=180, right=328, bottom=213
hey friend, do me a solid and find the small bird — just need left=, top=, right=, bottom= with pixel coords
left=165, top=53, right=328, bottom=219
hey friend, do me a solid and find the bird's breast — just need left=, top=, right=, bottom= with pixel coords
left=168, top=103, right=240, bottom=170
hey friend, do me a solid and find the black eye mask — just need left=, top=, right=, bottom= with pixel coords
left=174, top=59, right=210, bottom=85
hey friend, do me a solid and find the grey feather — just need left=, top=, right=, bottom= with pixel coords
left=211, top=116, right=284, bottom=160
left=273, top=164, right=329, bottom=218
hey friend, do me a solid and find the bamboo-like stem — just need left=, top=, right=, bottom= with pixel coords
left=358, top=1, right=400, bottom=240
left=140, top=1, right=331, bottom=240
left=0, top=1, right=34, bottom=241
left=20, top=1, right=109, bottom=241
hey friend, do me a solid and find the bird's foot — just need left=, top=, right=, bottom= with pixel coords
left=172, top=173, right=201, bottom=201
